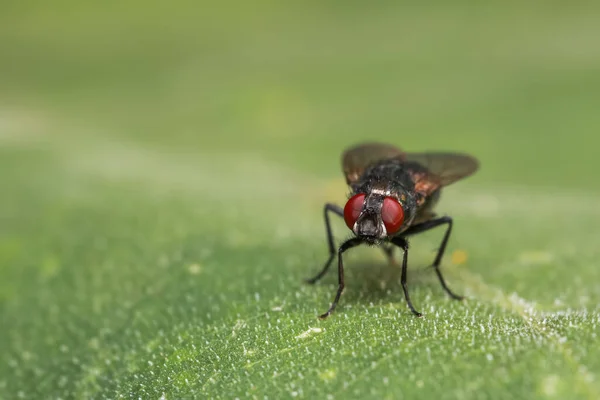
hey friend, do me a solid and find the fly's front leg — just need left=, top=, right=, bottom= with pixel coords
left=306, top=203, right=344, bottom=284
left=391, top=237, right=422, bottom=317
left=318, top=237, right=362, bottom=319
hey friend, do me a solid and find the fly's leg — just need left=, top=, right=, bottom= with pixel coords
left=401, top=216, right=463, bottom=300
left=391, top=237, right=422, bottom=317
left=318, top=237, right=362, bottom=319
left=382, top=245, right=396, bottom=264
left=306, top=204, right=344, bottom=284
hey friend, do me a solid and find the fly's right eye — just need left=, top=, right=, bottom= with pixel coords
left=343, top=193, right=366, bottom=230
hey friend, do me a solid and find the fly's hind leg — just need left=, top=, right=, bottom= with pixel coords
left=306, top=203, right=344, bottom=284
left=381, top=245, right=396, bottom=265
left=401, top=216, right=464, bottom=300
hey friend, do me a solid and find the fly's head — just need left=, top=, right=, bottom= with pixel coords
left=343, top=188, right=411, bottom=245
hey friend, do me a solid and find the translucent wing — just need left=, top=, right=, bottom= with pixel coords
left=404, top=152, right=479, bottom=196
left=342, top=142, right=404, bottom=185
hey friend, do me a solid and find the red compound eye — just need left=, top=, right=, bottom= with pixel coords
left=343, top=193, right=366, bottom=230
left=381, top=197, right=404, bottom=234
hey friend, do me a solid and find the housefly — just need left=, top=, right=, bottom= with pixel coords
left=306, top=142, right=479, bottom=318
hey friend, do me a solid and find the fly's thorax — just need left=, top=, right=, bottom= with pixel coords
left=395, top=189, right=418, bottom=231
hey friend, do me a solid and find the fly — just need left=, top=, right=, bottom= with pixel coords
left=306, top=142, right=479, bottom=318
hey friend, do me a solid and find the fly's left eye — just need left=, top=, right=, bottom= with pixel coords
left=343, top=193, right=366, bottom=230
left=381, top=197, right=404, bottom=234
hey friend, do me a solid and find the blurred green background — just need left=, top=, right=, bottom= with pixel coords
left=1, top=1, right=599, bottom=399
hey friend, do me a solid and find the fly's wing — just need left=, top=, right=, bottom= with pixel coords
left=342, top=142, right=405, bottom=185
left=404, top=152, right=479, bottom=197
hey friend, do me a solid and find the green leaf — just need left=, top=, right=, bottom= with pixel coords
left=1, top=2, right=600, bottom=399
